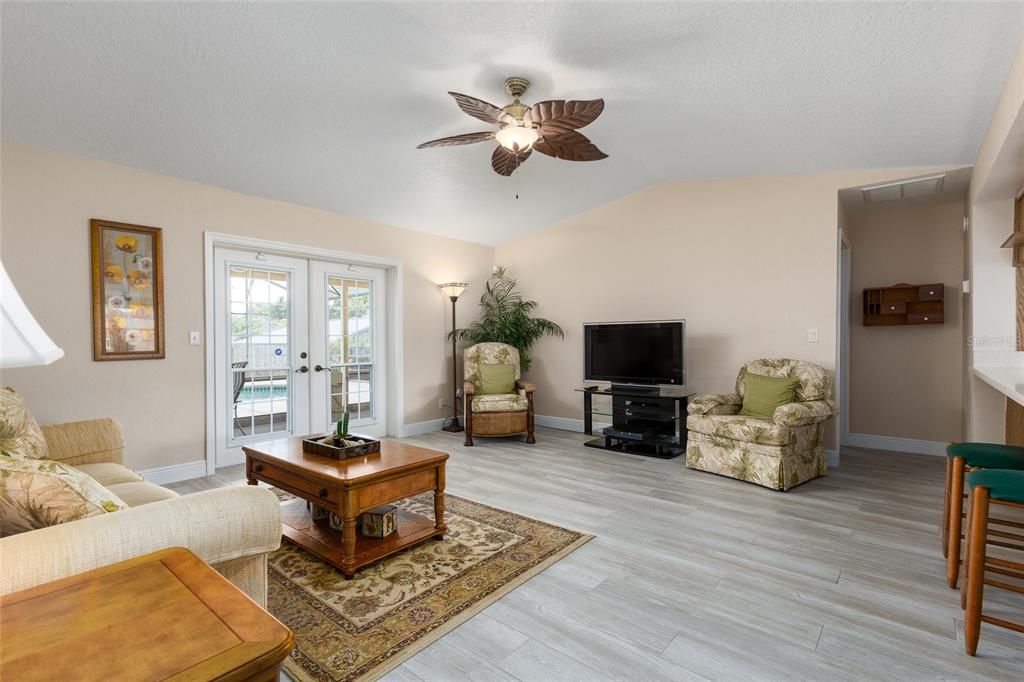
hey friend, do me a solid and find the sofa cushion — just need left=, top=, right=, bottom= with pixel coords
left=74, top=463, right=145, bottom=487
left=0, top=387, right=48, bottom=460
left=738, top=373, right=798, bottom=420
left=686, top=414, right=793, bottom=446
left=0, top=455, right=127, bottom=536
left=479, top=363, right=516, bottom=394
left=105, top=481, right=179, bottom=507
left=736, top=359, right=832, bottom=403
left=471, top=393, right=529, bottom=413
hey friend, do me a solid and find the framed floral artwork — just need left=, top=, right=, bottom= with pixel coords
left=90, top=219, right=165, bottom=361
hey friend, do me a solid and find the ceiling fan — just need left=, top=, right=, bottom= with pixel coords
left=417, top=77, right=608, bottom=176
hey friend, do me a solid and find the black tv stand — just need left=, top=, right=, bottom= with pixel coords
left=575, top=385, right=694, bottom=459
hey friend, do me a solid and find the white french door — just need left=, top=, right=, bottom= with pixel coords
left=212, top=248, right=387, bottom=467
left=308, top=261, right=387, bottom=439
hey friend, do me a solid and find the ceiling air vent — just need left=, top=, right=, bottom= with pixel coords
left=861, top=174, right=946, bottom=204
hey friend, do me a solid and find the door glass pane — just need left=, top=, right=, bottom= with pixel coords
left=326, top=276, right=374, bottom=426
left=229, top=267, right=291, bottom=439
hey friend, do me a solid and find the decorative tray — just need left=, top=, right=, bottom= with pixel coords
left=301, top=434, right=381, bottom=459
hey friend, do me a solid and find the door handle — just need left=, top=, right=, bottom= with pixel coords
left=296, top=365, right=309, bottom=373
left=314, top=365, right=326, bottom=372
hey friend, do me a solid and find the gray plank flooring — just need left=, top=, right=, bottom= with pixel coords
left=168, top=428, right=1024, bottom=681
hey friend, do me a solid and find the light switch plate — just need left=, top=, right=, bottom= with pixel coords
left=807, top=328, right=819, bottom=343
left=189, top=331, right=201, bottom=346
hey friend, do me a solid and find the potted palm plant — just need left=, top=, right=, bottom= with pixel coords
left=448, top=266, right=563, bottom=371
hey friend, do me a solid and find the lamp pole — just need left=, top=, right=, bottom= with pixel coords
left=438, top=283, right=468, bottom=432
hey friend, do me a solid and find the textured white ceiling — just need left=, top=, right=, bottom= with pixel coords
left=2, top=2, right=1022, bottom=245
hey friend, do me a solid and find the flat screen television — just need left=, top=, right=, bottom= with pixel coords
left=584, top=320, right=685, bottom=386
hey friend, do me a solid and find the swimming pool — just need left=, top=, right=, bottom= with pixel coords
left=237, top=385, right=289, bottom=401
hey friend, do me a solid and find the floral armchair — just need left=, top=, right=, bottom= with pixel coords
left=686, top=358, right=837, bottom=491
left=462, top=342, right=535, bottom=446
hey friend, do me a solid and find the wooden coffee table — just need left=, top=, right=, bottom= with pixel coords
left=244, top=437, right=448, bottom=578
left=0, top=548, right=293, bottom=682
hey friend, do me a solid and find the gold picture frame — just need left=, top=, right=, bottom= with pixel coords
left=90, top=219, right=165, bottom=361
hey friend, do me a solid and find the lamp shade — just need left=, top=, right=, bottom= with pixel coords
left=438, top=282, right=469, bottom=300
left=1, top=263, right=64, bottom=368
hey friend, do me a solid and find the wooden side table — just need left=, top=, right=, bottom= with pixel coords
left=0, top=548, right=293, bottom=682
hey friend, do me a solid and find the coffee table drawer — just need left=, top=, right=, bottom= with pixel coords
left=357, top=468, right=438, bottom=510
left=252, top=460, right=337, bottom=507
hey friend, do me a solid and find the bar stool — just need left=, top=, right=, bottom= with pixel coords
left=944, top=442, right=1024, bottom=587
left=960, top=469, right=1024, bottom=656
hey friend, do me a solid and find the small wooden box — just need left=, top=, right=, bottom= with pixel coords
left=360, top=505, right=398, bottom=538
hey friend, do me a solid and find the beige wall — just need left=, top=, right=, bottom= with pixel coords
left=846, top=198, right=965, bottom=442
left=0, top=142, right=494, bottom=471
left=495, top=167, right=964, bottom=452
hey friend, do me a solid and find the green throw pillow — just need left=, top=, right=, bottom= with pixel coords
left=739, top=373, right=798, bottom=420
left=479, top=364, right=516, bottom=394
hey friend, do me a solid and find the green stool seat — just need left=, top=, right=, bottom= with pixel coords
left=966, top=469, right=1024, bottom=503
left=947, top=442, right=1024, bottom=470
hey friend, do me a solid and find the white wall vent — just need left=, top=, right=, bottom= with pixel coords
left=861, top=174, right=946, bottom=204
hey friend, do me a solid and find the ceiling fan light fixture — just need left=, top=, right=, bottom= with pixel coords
left=495, top=124, right=539, bottom=152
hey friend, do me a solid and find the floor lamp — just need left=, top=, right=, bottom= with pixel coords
left=438, top=282, right=468, bottom=433
left=1, top=262, right=64, bottom=368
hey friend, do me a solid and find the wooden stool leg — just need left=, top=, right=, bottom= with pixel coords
left=942, top=456, right=952, bottom=558
left=964, top=487, right=990, bottom=656
left=960, top=488, right=974, bottom=611
left=947, top=457, right=966, bottom=588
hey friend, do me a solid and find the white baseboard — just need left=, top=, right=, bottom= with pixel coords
left=400, top=418, right=446, bottom=437
left=534, top=415, right=611, bottom=433
left=826, top=449, right=840, bottom=467
left=845, top=433, right=947, bottom=456
left=139, top=459, right=207, bottom=485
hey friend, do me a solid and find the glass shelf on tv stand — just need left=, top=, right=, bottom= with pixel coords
left=574, top=385, right=695, bottom=399
left=588, top=408, right=678, bottom=421
left=575, top=385, right=695, bottom=460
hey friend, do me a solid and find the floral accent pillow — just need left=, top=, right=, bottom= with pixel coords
left=0, top=387, right=48, bottom=460
left=0, top=455, right=127, bottom=536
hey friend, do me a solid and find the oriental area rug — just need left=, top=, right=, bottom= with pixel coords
left=266, top=492, right=592, bottom=682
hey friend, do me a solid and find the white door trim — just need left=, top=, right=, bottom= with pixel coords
left=837, top=228, right=852, bottom=449
left=203, top=232, right=404, bottom=475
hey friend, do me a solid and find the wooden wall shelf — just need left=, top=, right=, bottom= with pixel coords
left=863, top=283, right=944, bottom=326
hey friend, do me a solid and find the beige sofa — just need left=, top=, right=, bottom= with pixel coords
left=0, top=417, right=281, bottom=606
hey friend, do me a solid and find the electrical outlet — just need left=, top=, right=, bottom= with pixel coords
left=438, top=398, right=447, bottom=409
left=807, top=328, right=819, bottom=343
left=189, top=331, right=201, bottom=346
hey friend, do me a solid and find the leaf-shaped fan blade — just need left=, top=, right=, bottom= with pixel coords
left=533, top=130, right=608, bottom=162
left=449, top=92, right=515, bottom=125
left=416, top=131, right=495, bottom=149
left=491, top=145, right=532, bottom=176
left=525, top=99, right=604, bottom=134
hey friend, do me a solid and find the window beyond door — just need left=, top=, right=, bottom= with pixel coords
left=229, top=267, right=292, bottom=438
left=326, top=276, right=375, bottom=424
